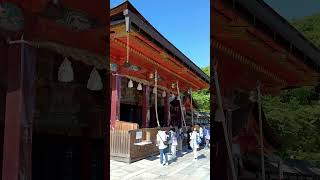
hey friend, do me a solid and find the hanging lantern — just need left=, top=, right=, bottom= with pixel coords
left=153, top=87, right=157, bottom=94
left=87, top=67, right=103, bottom=91
left=137, top=83, right=142, bottom=91
left=162, top=90, right=166, bottom=97
left=128, top=79, right=133, bottom=88
left=58, top=57, right=74, bottom=82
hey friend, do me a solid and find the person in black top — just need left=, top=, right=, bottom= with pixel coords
left=187, top=125, right=193, bottom=150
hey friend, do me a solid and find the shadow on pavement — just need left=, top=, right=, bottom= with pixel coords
left=197, top=154, right=207, bottom=160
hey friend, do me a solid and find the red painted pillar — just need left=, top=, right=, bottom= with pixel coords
left=110, top=74, right=121, bottom=129
left=164, top=91, right=170, bottom=127
left=142, top=85, right=150, bottom=128
left=2, top=43, right=36, bottom=180
left=2, top=44, right=23, bottom=180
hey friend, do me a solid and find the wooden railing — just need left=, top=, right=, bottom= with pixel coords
left=110, top=130, right=130, bottom=161
left=114, top=120, right=138, bottom=131
left=110, top=127, right=171, bottom=163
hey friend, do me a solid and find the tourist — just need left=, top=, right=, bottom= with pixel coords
left=190, top=128, right=200, bottom=160
left=170, top=128, right=178, bottom=160
left=177, top=126, right=183, bottom=152
left=156, top=127, right=169, bottom=166
left=204, top=125, right=210, bottom=149
left=199, top=124, right=204, bottom=147
left=187, top=125, right=192, bottom=151
left=168, top=127, right=173, bottom=155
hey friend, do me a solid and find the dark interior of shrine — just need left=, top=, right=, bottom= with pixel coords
left=32, top=49, right=106, bottom=180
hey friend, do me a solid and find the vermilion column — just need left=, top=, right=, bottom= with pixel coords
left=2, top=43, right=36, bottom=180
left=110, top=74, right=121, bottom=129
left=142, top=85, right=150, bottom=128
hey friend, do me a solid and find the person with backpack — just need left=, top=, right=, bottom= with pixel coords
left=190, top=127, right=201, bottom=160
left=156, top=127, right=169, bottom=166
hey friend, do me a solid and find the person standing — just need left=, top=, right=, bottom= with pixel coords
left=199, top=124, right=204, bottom=147
left=177, top=126, right=183, bottom=152
left=204, top=125, right=210, bottom=149
left=156, top=127, right=169, bottom=166
left=168, top=128, right=173, bottom=155
left=190, top=128, right=200, bottom=160
left=187, top=126, right=192, bottom=151
left=171, top=128, right=178, bottom=160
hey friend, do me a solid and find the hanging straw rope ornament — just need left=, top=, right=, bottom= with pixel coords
left=87, top=67, right=103, bottom=91
left=58, top=57, right=74, bottom=82
left=154, top=70, right=160, bottom=127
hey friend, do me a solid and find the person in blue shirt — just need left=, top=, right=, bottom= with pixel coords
left=204, top=125, right=210, bottom=149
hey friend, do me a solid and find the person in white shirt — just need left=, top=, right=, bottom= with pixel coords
left=170, top=128, right=178, bottom=160
left=190, top=128, right=200, bottom=160
left=156, top=127, right=169, bottom=166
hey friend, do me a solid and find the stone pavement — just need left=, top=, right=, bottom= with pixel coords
left=110, top=148, right=210, bottom=180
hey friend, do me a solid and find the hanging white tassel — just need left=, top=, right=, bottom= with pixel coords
left=128, top=79, right=133, bottom=88
left=58, top=57, right=74, bottom=82
left=137, top=83, right=142, bottom=91
left=162, top=90, right=166, bottom=97
left=87, top=67, right=103, bottom=91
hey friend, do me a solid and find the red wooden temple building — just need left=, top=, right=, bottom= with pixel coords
left=212, top=0, right=320, bottom=179
left=110, top=2, right=209, bottom=163
left=0, top=1, right=109, bottom=180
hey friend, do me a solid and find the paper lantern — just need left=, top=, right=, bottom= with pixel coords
left=58, top=57, right=74, bottom=82
left=137, top=83, right=142, bottom=91
left=162, top=91, right=166, bottom=97
left=87, top=67, right=103, bottom=91
left=128, top=79, right=133, bottom=88
left=153, top=87, right=157, bottom=94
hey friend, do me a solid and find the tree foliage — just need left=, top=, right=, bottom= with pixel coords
left=263, top=87, right=320, bottom=161
left=291, top=13, right=320, bottom=48
left=192, top=66, right=210, bottom=112
left=263, top=14, right=320, bottom=162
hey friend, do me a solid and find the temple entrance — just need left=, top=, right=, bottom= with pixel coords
left=119, top=78, right=143, bottom=127
left=120, top=104, right=142, bottom=126
left=32, top=48, right=106, bottom=180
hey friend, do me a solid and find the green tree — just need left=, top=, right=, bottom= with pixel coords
left=262, top=14, right=320, bottom=163
left=192, top=66, right=210, bottom=112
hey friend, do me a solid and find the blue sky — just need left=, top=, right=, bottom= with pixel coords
left=110, top=0, right=210, bottom=68
left=264, top=0, right=320, bottom=20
